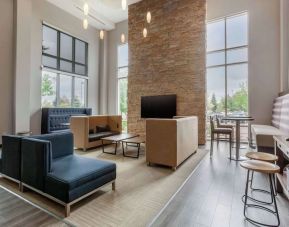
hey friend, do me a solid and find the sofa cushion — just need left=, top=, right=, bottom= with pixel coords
left=46, top=155, right=116, bottom=191
left=251, top=124, right=285, bottom=136
left=88, top=131, right=119, bottom=142
left=96, top=125, right=110, bottom=133
left=51, top=129, right=71, bottom=134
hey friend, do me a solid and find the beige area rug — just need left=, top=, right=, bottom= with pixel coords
left=0, top=145, right=208, bottom=227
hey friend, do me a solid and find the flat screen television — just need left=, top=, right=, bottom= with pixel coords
left=141, top=94, right=176, bottom=118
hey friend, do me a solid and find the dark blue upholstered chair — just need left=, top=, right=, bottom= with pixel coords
left=0, top=136, right=23, bottom=187
left=21, top=132, right=116, bottom=216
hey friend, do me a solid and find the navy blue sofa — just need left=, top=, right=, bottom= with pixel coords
left=1, top=132, right=116, bottom=217
left=0, top=136, right=23, bottom=186
left=41, top=108, right=92, bottom=134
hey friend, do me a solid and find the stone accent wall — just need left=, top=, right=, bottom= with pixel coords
left=128, top=0, right=206, bottom=144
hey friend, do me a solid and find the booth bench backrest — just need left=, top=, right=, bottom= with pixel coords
left=41, top=108, right=92, bottom=134
left=272, top=94, right=289, bottom=134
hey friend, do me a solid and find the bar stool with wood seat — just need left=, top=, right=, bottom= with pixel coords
left=210, top=116, right=233, bottom=159
left=241, top=160, right=280, bottom=227
left=246, top=151, right=278, bottom=199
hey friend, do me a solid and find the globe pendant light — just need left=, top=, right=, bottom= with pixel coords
left=121, top=34, right=126, bottom=43
left=83, top=18, right=88, bottom=29
left=83, top=3, right=89, bottom=16
left=122, top=0, right=127, bottom=10
left=146, top=11, right=151, bottom=23
left=100, top=30, right=104, bottom=40
left=143, top=28, right=148, bottom=38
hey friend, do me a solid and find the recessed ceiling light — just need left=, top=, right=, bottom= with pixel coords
left=122, top=0, right=127, bottom=10
left=83, top=18, right=88, bottom=29
left=84, top=3, right=89, bottom=16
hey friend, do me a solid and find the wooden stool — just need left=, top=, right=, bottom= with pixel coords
left=246, top=152, right=278, bottom=199
left=241, top=160, right=280, bottom=227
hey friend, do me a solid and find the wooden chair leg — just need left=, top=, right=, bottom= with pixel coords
left=210, top=133, right=214, bottom=157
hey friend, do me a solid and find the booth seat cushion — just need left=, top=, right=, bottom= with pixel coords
left=88, top=131, right=119, bottom=142
left=45, top=155, right=116, bottom=202
left=46, top=155, right=116, bottom=190
left=251, top=124, right=286, bottom=148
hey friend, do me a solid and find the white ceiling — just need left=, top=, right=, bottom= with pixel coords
left=47, top=0, right=141, bottom=30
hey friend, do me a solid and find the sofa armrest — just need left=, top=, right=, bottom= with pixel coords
left=21, top=138, right=52, bottom=191
left=70, top=116, right=89, bottom=148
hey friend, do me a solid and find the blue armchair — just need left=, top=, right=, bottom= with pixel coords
left=21, top=132, right=116, bottom=216
left=0, top=135, right=23, bottom=187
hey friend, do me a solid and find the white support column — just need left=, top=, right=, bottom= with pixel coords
left=13, top=0, right=32, bottom=134
left=280, top=0, right=289, bottom=92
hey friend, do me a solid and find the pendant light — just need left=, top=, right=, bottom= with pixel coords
left=146, top=11, right=151, bottom=23
left=100, top=30, right=104, bottom=40
left=83, top=3, right=89, bottom=16
left=143, top=28, right=148, bottom=38
left=122, top=0, right=127, bottom=10
left=121, top=33, right=126, bottom=43
left=83, top=18, right=88, bottom=29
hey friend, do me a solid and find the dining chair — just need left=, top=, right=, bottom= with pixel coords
left=210, top=116, right=233, bottom=159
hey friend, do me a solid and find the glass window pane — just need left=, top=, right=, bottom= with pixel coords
left=41, top=71, right=57, bottom=107
left=118, top=67, right=128, bottom=78
left=227, top=14, right=248, bottom=48
left=74, top=78, right=86, bottom=107
left=118, top=78, right=128, bottom=132
left=206, top=67, right=226, bottom=115
left=227, top=48, right=248, bottom=64
left=207, top=20, right=225, bottom=52
left=227, top=64, right=248, bottom=115
left=60, top=60, right=73, bottom=72
left=42, top=26, right=58, bottom=56
left=75, top=39, right=86, bottom=64
left=75, top=64, right=86, bottom=75
left=118, top=44, right=129, bottom=67
left=206, top=51, right=225, bottom=67
left=60, top=33, right=72, bottom=60
left=59, top=75, right=72, bottom=107
left=42, top=56, right=57, bottom=69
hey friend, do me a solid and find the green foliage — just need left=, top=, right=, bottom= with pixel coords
left=208, top=82, right=248, bottom=114
left=41, top=73, right=55, bottom=96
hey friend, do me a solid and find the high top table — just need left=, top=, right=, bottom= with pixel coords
left=223, top=116, right=254, bottom=161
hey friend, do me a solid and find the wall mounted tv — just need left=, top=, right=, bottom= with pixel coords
left=141, top=94, right=177, bottom=118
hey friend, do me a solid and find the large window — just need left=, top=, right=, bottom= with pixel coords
left=41, top=24, right=88, bottom=108
left=206, top=12, right=248, bottom=139
left=117, top=44, right=129, bottom=132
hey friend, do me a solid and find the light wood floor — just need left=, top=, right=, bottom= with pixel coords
left=0, top=186, right=72, bottom=227
left=151, top=142, right=289, bottom=227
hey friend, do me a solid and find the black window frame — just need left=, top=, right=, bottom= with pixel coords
left=42, top=24, right=88, bottom=76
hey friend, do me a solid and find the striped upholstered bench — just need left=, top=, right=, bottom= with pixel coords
left=251, top=94, right=289, bottom=153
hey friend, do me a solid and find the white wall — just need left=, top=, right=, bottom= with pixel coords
left=107, top=20, right=128, bottom=114
left=280, top=0, right=289, bottom=91
left=0, top=0, right=14, bottom=143
left=207, top=0, right=281, bottom=125
left=29, top=0, right=100, bottom=134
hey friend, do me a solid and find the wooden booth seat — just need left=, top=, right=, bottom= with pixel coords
left=251, top=94, right=289, bottom=152
left=70, top=115, right=122, bottom=151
